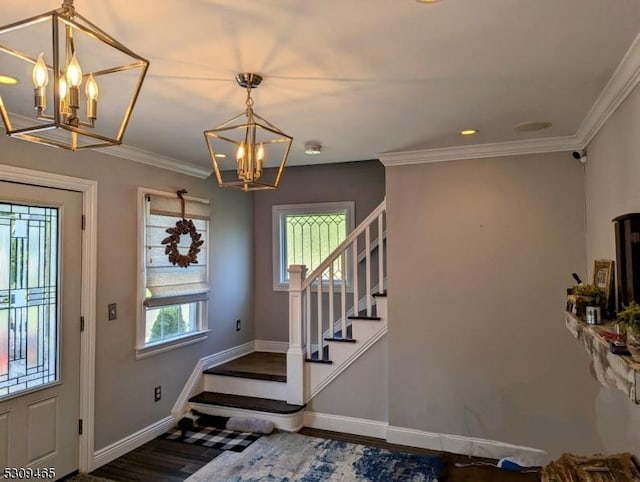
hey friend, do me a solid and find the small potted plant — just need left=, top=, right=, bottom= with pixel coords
left=616, top=301, right=640, bottom=344
left=571, top=283, right=605, bottom=318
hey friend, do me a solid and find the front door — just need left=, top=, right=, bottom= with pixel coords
left=0, top=181, right=82, bottom=479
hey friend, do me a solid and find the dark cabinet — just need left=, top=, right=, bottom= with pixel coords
left=613, top=213, right=640, bottom=310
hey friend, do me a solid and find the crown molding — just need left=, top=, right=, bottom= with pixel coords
left=380, top=31, right=640, bottom=167
left=2, top=113, right=211, bottom=179
left=378, top=135, right=581, bottom=167
left=575, top=31, right=640, bottom=146
left=98, top=144, right=211, bottom=179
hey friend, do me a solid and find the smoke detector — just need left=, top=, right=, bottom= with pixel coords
left=304, top=143, right=322, bottom=155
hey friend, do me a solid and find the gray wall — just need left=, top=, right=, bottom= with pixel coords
left=583, top=80, right=640, bottom=455
left=253, top=160, right=385, bottom=342
left=306, top=336, right=388, bottom=422
left=386, top=152, right=607, bottom=459
left=0, top=135, right=254, bottom=450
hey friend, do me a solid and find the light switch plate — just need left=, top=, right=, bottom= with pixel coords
left=108, top=303, right=117, bottom=320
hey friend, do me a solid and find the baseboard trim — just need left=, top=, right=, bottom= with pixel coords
left=386, top=425, right=549, bottom=466
left=254, top=340, right=289, bottom=353
left=171, top=341, right=255, bottom=419
left=92, top=416, right=174, bottom=470
left=304, top=411, right=388, bottom=439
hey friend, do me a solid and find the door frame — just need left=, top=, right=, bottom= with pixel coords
left=0, top=163, right=97, bottom=473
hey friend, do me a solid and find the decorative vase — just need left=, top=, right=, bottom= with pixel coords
left=574, top=295, right=595, bottom=319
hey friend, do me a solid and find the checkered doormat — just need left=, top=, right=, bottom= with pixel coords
left=162, top=426, right=261, bottom=452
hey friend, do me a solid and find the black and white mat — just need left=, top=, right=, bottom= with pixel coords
left=162, top=426, right=261, bottom=452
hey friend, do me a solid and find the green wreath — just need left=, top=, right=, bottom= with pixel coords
left=161, top=218, right=204, bottom=268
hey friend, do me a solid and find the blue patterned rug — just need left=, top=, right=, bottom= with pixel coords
left=185, top=432, right=443, bottom=481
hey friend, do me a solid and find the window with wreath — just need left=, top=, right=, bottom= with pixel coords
left=272, top=202, right=354, bottom=290
left=137, top=188, right=210, bottom=357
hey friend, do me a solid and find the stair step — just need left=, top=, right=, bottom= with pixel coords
left=203, top=352, right=286, bottom=383
left=348, top=315, right=381, bottom=321
left=189, top=392, right=304, bottom=415
left=373, top=291, right=387, bottom=297
left=305, top=344, right=332, bottom=364
left=305, top=357, right=333, bottom=364
left=203, top=367, right=286, bottom=383
left=324, top=337, right=356, bottom=343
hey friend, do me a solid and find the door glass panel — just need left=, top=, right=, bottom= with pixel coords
left=0, top=202, right=58, bottom=399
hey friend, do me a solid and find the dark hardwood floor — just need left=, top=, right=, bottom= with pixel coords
left=85, top=427, right=540, bottom=482
left=88, top=437, right=222, bottom=482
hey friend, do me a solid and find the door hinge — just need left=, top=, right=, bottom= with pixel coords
left=80, top=316, right=85, bottom=332
left=81, top=214, right=86, bottom=231
left=79, top=419, right=83, bottom=435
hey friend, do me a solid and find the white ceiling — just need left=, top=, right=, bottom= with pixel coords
left=1, top=0, right=640, bottom=175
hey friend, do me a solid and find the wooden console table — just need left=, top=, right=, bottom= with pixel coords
left=565, top=312, right=640, bottom=404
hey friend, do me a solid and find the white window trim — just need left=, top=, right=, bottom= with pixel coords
left=136, top=187, right=210, bottom=358
left=272, top=201, right=354, bottom=291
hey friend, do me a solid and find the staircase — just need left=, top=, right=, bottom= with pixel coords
left=186, top=200, right=387, bottom=430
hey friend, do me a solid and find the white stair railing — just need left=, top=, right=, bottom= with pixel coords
left=286, top=199, right=386, bottom=404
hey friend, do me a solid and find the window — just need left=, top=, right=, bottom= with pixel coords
left=137, top=188, right=210, bottom=358
left=0, top=203, right=59, bottom=399
left=272, top=202, right=354, bottom=290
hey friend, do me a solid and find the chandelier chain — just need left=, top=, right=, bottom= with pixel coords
left=61, top=0, right=75, bottom=16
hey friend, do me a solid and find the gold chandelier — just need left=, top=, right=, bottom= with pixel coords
left=0, top=0, right=149, bottom=150
left=204, top=73, right=293, bottom=191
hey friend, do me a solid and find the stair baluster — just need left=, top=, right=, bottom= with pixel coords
left=288, top=199, right=386, bottom=403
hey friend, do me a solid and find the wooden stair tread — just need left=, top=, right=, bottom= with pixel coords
left=305, top=357, right=333, bottom=364
left=203, top=367, right=286, bottom=383
left=373, top=292, right=387, bottom=297
left=189, top=392, right=304, bottom=414
left=348, top=315, right=381, bottom=320
left=324, top=337, right=356, bottom=343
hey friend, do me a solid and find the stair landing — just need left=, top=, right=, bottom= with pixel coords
left=204, top=352, right=286, bottom=382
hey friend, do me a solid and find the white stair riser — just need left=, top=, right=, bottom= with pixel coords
left=203, top=374, right=287, bottom=401
left=376, top=297, right=387, bottom=320
left=189, top=402, right=304, bottom=432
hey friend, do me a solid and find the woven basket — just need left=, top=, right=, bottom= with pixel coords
left=541, top=453, right=640, bottom=482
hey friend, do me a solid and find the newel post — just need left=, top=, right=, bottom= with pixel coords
left=287, top=264, right=306, bottom=406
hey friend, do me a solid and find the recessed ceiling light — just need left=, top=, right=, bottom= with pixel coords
left=214, top=153, right=227, bottom=158
left=304, top=143, right=322, bottom=155
left=514, top=121, right=552, bottom=132
left=416, top=0, right=442, bottom=3
left=0, top=75, right=18, bottom=85
left=459, top=129, right=478, bottom=136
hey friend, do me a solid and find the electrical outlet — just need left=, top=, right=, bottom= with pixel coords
left=108, top=303, right=117, bottom=320
left=236, top=319, right=241, bottom=331
left=154, top=386, right=161, bottom=402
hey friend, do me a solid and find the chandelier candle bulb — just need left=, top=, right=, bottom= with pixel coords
left=65, top=53, right=82, bottom=110
left=32, top=53, right=48, bottom=110
left=58, top=76, right=70, bottom=116
left=85, top=73, right=98, bottom=120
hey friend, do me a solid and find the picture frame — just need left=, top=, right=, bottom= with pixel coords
left=593, top=259, right=614, bottom=316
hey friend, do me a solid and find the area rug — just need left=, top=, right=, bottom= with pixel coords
left=62, top=475, right=115, bottom=482
left=185, top=431, right=444, bottom=481
left=163, top=426, right=261, bottom=452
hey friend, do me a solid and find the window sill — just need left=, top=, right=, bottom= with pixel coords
left=135, top=330, right=210, bottom=360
